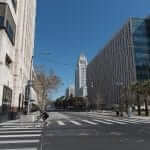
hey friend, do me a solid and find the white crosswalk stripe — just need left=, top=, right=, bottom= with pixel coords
left=0, top=130, right=42, bottom=134
left=57, top=121, right=65, bottom=125
left=70, top=120, right=81, bottom=126
left=2, top=148, right=37, bottom=150
left=0, top=139, right=40, bottom=144
left=103, top=119, right=127, bottom=125
left=0, top=121, right=42, bottom=150
left=93, top=119, right=113, bottom=125
left=87, top=112, right=150, bottom=125
left=81, top=120, right=97, bottom=125
left=50, top=118, right=150, bottom=127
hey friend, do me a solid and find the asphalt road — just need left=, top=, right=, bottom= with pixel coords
left=41, top=111, right=150, bottom=150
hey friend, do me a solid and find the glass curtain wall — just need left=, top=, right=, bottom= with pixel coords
left=132, top=18, right=150, bottom=80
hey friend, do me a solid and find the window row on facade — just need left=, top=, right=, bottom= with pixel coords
left=0, top=3, right=16, bottom=45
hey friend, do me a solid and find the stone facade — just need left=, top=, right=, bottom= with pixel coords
left=75, top=54, right=88, bottom=97
left=0, top=0, right=36, bottom=113
left=66, top=85, right=75, bottom=98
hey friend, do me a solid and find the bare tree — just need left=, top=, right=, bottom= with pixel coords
left=33, top=66, right=61, bottom=109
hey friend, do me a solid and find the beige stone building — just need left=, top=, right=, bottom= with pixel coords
left=0, top=0, right=36, bottom=115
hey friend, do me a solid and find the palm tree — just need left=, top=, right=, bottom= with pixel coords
left=140, top=80, right=150, bottom=116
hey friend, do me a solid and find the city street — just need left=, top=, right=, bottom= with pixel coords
left=0, top=111, right=150, bottom=149
left=41, top=111, right=150, bottom=150
left=1, top=0, right=150, bottom=150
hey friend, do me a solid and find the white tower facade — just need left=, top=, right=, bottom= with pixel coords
left=66, top=85, right=75, bottom=98
left=75, top=54, right=88, bottom=97
left=0, top=0, right=36, bottom=114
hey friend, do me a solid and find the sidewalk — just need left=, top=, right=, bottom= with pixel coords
left=19, top=111, right=40, bottom=123
left=0, top=111, right=40, bottom=124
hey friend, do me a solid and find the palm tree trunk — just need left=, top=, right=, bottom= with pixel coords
left=144, top=99, right=149, bottom=116
left=137, top=95, right=141, bottom=116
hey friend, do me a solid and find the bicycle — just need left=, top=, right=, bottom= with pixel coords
left=34, top=112, right=49, bottom=128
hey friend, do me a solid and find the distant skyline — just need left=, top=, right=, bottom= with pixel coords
left=34, top=0, right=150, bottom=100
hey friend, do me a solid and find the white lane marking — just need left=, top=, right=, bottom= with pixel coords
left=104, top=119, right=126, bottom=125
left=116, top=120, right=136, bottom=124
left=0, top=130, right=42, bottom=134
left=117, top=119, right=140, bottom=124
left=88, top=113, right=143, bottom=124
left=0, top=139, right=39, bottom=144
left=0, top=122, right=41, bottom=125
left=57, top=121, right=65, bottom=126
left=2, top=148, right=37, bottom=150
left=81, top=120, right=97, bottom=125
left=0, top=134, right=41, bottom=138
left=93, top=119, right=113, bottom=125
left=0, top=128, right=42, bottom=130
left=117, top=119, right=146, bottom=124
left=2, top=126, right=35, bottom=128
left=70, top=120, right=81, bottom=126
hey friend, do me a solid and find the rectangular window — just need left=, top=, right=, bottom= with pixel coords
left=0, top=3, right=6, bottom=28
left=2, top=86, right=12, bottom=113
left=0, top=16, right=4, bottom=27
left=0, top=3, right=16, bottom=45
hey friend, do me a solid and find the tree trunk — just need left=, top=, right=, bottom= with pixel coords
left=144, top=99, right=149, bottom=116
left=125, top=100, right=128, bottom=114
left=137, top=95, right=141, bottom=116
left=120, top=101, right=124, bottom=117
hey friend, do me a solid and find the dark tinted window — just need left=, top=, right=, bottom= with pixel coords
left=0, top=3, right=6, bottom=27
left=0, top=3, right=16, bottom=45
left=2, top=86, right=12, bottom=113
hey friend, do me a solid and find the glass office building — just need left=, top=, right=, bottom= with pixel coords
left=87, top=17, right=150, bottom=108
left=132, top=18, right=150, bottom=80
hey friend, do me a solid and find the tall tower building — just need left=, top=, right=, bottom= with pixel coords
left=66, top=85, right=75, bottom=98
left=0, top=0, right=36, bottom=114
left=75, top=53, right=88, bottom=97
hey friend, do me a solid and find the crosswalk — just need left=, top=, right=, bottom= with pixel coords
left=0, top=120, right=42, bottom=150
left=46, top=112, right=150, bottom=127
left=52, top=118, right=150, bottom=126
left=46, top=118, right=150, bottom=128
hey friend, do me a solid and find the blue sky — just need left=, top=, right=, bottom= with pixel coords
left=34, top=0, right=150, bottom=100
